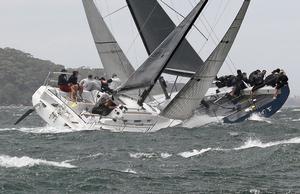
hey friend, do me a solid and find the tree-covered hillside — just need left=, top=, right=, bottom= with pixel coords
left=0, top=48, right=104, bottom=105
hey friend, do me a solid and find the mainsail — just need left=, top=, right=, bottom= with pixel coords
left=82, top=0, right=135, bottom=82
left=126, top=0, right=204, bottom=77
left=119, top=0, right=208, bottom=93
left=161, top=0, right=251, bottom=120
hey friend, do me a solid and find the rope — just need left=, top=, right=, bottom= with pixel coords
left=103, top=5, right=128, bottom=19
left=159, top=0, right=208, bottom=41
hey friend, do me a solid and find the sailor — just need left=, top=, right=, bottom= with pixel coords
left=265, top=68, right=280, bottom=87
left=80, top=75, right=101, bottom=92
left=274, top=70, right=289, bottom=98
left=68, top=71, right=83, bottom=101
left=252, top=70, right=267, bottom=93
left=109, top=73, right=122, bottom=90
left=92, top=94, right=117, bottom=116
left=100, top=77, right=113, bottom=93
left=58, top=69, right=71, bottom=93
left=231, top=70, right=247, bottom=96
left=248, top=70, right=261, bottom=86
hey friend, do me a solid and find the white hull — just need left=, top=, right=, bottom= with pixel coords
left=32, top=86, right=181, bottom=133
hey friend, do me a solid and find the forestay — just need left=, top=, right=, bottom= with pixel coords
left=126, top=0, right=204, bottom=77
left=119, top=0, right=208, bottom=92
left=82, top=0, right=135, bottom=82
left=161, top=0, right=251, bottom=120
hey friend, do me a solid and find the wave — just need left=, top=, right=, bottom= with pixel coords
left=122, top=168, right=138, bottom=174
left=178, top=137, right=300, bottom=158
left=0, top=155, right=76, bottom=168
left=178, top=148, right=212, bottom=158
left=129, top=152, right=157, bottom=159
left=234, top=137, right=300, bottom=150
left=129, top=152, right=172, bottom=159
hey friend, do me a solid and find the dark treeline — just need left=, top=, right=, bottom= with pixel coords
left=0, top=48, right=104, bottom=106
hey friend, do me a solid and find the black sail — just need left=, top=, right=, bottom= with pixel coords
left=126, top=0, right=204, bottom=77
left=119, top=0, right=208, bottom=93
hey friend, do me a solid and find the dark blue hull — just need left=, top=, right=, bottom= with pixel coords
left=198, top=86, right=290, bottom=124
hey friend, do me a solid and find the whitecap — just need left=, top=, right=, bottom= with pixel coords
left=122, top=168, right=138, bottom=174
left=234, top=137, right=300, bottom=150
left=160, top=152, right=172, bottom=159
left=178, top=148, right=212, bottom=158
left=291, top=108, right=300, bottom=112
left=0, top=155, right=76, bottom=168
left=129, top=152, right=156, bottom=159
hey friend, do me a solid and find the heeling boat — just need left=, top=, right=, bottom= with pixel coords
left=126, top=0, right=290, bottom=123
left=29, top=0, right=210, bottom=132
left=17, top=0, right=287, bottom=131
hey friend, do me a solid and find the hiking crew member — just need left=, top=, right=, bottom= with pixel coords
left=274, top=70, right=289, bottom=98
left=68, top=71, right=83, bottom=102
left=58, top=69, right=71, bottom=93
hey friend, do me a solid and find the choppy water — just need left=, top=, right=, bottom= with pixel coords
left=0, top=106, right=299, bottom=193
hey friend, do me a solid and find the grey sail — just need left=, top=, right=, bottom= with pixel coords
left=126, top=0, right=204, bottom=77
left=161, top=0, right=251, bottom=120
left=119, top=0, right=208, bottom=92
left=82, top=0, right=135, bottom=82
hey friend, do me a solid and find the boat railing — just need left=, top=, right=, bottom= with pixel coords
left=43, top=72, right=73, bottom=87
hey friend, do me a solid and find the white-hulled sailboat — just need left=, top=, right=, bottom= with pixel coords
left=16, top=0, right=288, bottom=132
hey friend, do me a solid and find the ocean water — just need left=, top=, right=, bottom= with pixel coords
left=0, top=106, right=299, bottom=193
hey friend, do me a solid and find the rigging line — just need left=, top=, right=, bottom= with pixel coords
left=103, top=5, right=128, bottom=19
left=125, top=2, right=159, bottom=55
left=159, top=0, right=208, bottom=41
left=202, top=14, right=238, bottom=72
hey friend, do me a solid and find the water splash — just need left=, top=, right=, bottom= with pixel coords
left=0, top=155, right=76, bottom=168
left=183, top=114, right=223, bottom=128
left=248, top=114, right=272, bottom=124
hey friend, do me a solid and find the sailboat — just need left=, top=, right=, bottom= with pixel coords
left=15, top=0, right=289, bottom=131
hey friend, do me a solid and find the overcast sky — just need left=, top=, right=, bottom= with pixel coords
left=0, top=0, right=299, bottom=95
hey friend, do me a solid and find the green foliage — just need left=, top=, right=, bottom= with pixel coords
left=0, top=48, right=104, bottom=106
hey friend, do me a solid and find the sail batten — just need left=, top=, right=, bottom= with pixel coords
left=126, top=0, right=204, bottom=77
left=161, top=0, right=251, bottom=120
left=82, top=0, right=135, bottom=82
left=119, top=0, right=208, bottom=93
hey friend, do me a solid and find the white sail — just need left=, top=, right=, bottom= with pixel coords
left=161, top=0, right=251, bottom=120
left=82, top=0, right=135, bottom=82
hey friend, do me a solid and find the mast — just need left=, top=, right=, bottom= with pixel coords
left=118, top=0, right=208, bottom=106
left=161, top=0, right=251, bottom=120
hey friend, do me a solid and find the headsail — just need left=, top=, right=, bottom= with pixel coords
left=82, top=0, right=135, bottom=82
left=161, top=0, right=251, bottom=120
left=126, top=0, right=204, bottom=77
left=119, top=0, right=208, bottom=92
